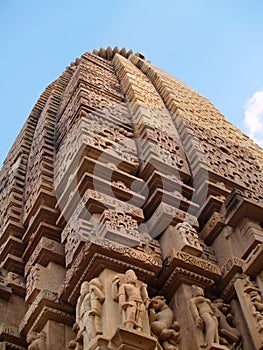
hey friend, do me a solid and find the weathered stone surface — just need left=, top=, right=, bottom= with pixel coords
left=0, top=47, right=263, bottom=349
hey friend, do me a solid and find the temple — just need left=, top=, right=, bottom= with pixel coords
left=0, top=47, right=263, bottom=350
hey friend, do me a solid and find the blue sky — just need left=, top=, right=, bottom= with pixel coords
left=1, top=0, right=263, bottom=166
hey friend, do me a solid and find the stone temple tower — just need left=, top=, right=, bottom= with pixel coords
left=0, top=47, right=263, bottom=350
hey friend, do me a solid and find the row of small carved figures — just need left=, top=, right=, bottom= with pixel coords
left=65, top=270, right=243, bottom=350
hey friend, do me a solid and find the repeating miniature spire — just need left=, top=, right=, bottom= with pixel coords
left=0, top=47, right=262, bottom=350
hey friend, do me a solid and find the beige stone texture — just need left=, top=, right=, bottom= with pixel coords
left=1, top=47, right=263, bottom=349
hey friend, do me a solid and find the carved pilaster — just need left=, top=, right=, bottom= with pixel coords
left=234, top=276, right=263, bottom=349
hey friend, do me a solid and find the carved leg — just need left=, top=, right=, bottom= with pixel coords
left=159, top=329, right=176, bottom=341
left=94, top=315, right=103, bottom=335
left=162, top=340, right=177, bottom=350
left=135, top=303, right=145, bottom=331
left=87, top=315, right=96, bottom=339
left=202, top=313, right=219, bottom=347
left=125, top=304, right=136, bottom=329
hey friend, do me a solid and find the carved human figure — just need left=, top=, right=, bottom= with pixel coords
left=243, top=276, right=263, bottom=334
left=26, top=331, right=46, bottom=350
left=189, top=285, right=220, bottom=348
left=90, top=278, right=105, bottom=332
left=113, top=269, right=149, bottom=331
left=248, top=289, right=263, bottom=313
left=149, top=295, right=180, bottom=350
left=75, top=278, right=105, bottom=347
left=68, top=333, right=83, bottom=350
left=75, top=281, right=92, bottom=347
left=212, top=299, right=241, bottom=345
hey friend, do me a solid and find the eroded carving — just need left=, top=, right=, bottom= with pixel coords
left=112, top=269, right=149, bottom=331
left=99, top=209, right=141, bottom=242
left=212, top=299, right=241, bottom=347
left=189, top=285, right=221, bottom=349
left=174, top=222, right=203, bottom=255
left=75, top=278, right=105, bottom=348
left=149, top=296, right=180, bottom=350
left=243, top=276, right=263, bottom=335
left=26, top=331, right=46, bottom=350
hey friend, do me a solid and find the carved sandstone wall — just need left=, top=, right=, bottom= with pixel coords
left=0, top=47, right=263, bottom=350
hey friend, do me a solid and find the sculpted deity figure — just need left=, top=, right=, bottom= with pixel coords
left=112, top=269, right=149, bottom=331
left=189, top=285, right=220, bottom=348
left=243, top=276, right=263, bottom=334
left=149, top=295, right=180, bottom=350
left=212, top=299, right=241, bottom=346
left=245, top=285, right=263, bottom=313
left=26, top=331, right=46, bottom=350
left=75, top=278, right=105, bottom=348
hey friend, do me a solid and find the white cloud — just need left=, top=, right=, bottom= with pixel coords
left=244, top=90, right=263, bottom=147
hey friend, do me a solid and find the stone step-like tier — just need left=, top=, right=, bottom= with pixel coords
left=0, top=47, right=262, bottom=350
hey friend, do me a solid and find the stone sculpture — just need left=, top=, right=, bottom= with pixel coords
left=26, top=331, right=46, bottom=350
left=175, top=222, right=201, bottom=248
left=243, top=276, right=263, bottom=334
left=149, top=295, right=180, bottom=350
left=189, top=285, right=220, bottom=348
left=68, top=335, right=83, bottom=350
left=2, top=47, right=263, bottom=349
left=75, top=278, right=105, bottom=348
left=212, top=299, right=241, bottom=346
left=244, top=280, right=263, bottom=313
left=112, top=269, right=149, bottom=331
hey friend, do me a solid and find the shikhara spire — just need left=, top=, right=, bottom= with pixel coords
left=0, top=47, right=262, bottom=350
